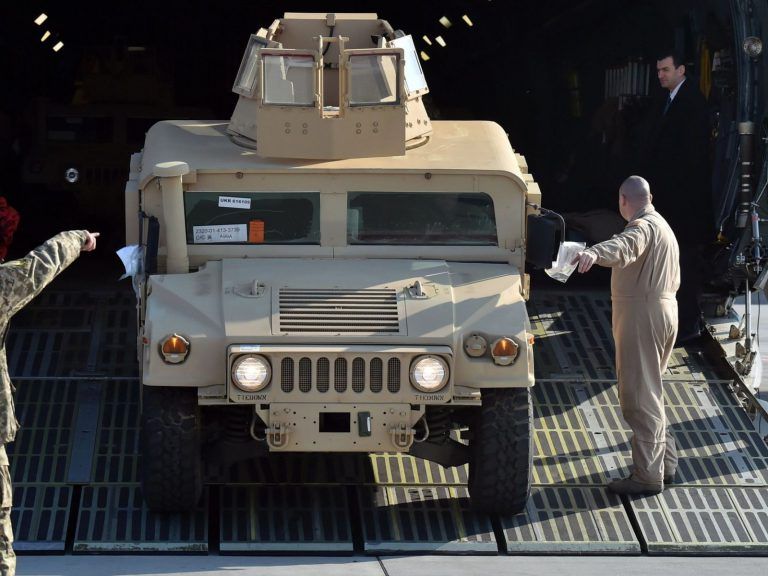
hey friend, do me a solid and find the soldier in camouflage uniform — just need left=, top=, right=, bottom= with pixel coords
left=0, top=230, right=98, bottom=576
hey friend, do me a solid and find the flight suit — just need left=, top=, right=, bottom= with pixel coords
left=0, top=230, right=87, bottom=576
left=584, top=205, right=679, bottom=484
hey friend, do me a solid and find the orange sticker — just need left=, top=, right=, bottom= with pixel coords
left=248, top=220, right=265, bottom=243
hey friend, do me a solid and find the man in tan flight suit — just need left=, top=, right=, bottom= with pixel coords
left=573, top=175, right=678, bottom=495
left=0, top=230, right=99, bottom=575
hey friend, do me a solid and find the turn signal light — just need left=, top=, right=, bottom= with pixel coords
left=159, top=334, right=190, bottom=364
left=491, top=337, right=519, bottom=366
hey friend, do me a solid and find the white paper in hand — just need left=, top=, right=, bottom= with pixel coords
left=117, top=245, right=141, bottom=280
left=545, top=241, right=586, bottom=283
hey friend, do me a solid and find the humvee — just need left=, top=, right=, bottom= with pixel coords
left=125, top=12, right=554, bottom=515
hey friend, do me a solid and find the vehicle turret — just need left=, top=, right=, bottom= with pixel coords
left=227, top=12, right=431, bottom=159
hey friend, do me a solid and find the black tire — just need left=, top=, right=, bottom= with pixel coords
left=140, top=386, right=203, bottom=511
left=468, top=387, right=532, bottom=515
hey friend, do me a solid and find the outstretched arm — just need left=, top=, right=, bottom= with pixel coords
left=1, top=230, right=98, bottom=316
left=572, top=221, right=650, bottom=273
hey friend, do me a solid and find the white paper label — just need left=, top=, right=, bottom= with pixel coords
left=238, top=345, right=261, bottom=352
left=193, top=224, right=247, bottom=243
left=218, top=196, right=251, bottom=209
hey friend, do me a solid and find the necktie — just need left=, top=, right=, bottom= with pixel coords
left=663, top=94, right=672, bottom=115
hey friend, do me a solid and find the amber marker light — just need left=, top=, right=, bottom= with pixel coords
left=491, top=337, right=519, bottom=366
left=158, top=334, right=190, bottom=364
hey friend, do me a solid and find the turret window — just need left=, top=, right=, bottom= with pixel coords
left=262, top=54, right=315, bottom=106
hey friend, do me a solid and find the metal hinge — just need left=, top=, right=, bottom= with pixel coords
left=266, top=422, right=291, bottom=449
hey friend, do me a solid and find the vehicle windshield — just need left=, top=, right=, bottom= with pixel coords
left=347, top=192, right=497, bottom=245
left=184, top=192, right=320, bottom=244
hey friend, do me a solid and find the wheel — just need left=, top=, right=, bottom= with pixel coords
left=140, top=386, right=203, bottom=511
left=468, top=387, right=532, bottom=515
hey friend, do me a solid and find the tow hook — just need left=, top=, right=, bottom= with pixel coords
left=390, top=423, right=415, bottom=449
left=267, top=422, right=290, bottom=449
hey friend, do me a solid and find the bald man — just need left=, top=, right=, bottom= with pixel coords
left=573, top=176, right=679, bottom=495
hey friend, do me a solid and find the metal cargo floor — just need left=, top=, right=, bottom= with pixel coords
left=6, top=288, right=767, bottom=555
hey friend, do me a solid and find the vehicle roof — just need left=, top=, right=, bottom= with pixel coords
left=137, top=120, right=527, bottom=189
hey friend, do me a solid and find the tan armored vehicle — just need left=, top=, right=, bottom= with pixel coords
left=125, top=12, right=553, bottom=515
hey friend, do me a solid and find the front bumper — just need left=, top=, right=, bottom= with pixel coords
left=261, top=402, right=424, bottom=452
left=225, top=344, right=451, bottom=452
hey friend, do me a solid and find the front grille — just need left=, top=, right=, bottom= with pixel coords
left=278, top=288, right=401, bottom=334
left=278, top=355, right=402, bottom=394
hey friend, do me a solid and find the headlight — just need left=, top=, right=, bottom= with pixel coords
left=158, top=333, right=190, bottom=364
left=491, top=337, right=519, bottom=366
left=232, top=354, right=271, bottom=391
left=410, top=355, right=449, bottom=392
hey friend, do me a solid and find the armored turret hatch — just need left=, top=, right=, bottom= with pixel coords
left=227, top=12, right=432, bottom=160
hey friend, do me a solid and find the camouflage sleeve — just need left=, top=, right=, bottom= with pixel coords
left=1, top=230, right=86, bottom=316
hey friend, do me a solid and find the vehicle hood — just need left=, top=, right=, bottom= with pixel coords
left=221, top=258, right=456, bottom=342
left=147, top=257, right=523, bottom=343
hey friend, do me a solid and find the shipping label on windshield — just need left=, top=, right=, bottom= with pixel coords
left=218, top=196, right=252, bottom=209
left=193, top=224, right=247, bottom=243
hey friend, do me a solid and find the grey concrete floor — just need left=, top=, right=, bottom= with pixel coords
left=15, top=555, right=768, bottom=576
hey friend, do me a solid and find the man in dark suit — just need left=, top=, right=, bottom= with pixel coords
left=641, top=49, right=713, bottom=344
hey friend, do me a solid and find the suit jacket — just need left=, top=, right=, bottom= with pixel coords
left=640, top=78, right=712, bottom=241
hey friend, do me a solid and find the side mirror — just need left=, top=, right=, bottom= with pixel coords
left=526, top=213, right=563, bottom=269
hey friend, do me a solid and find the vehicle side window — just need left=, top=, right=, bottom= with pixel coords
left=347, top=192, right=497, bottom=245
left=184, top=192, right=320, bottom=244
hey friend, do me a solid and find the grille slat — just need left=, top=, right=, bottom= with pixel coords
left=280, top=307, right=398, bottom=311
left=370, top=358, right=383, bottom=393
left=334, top=358, right=348, bottom=392
left=280, top=320, right=400, bottom=325
left=352, top=358, right=365, bottom=393
left=387, top=358, right=401, bottom=393
left=281, top=358, right=294, bottom=393
left=279, top=288, right=401, bottom=334
left=317, top=358, right=330, bottom=393
left=299, top=357, right=312, bottom=393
